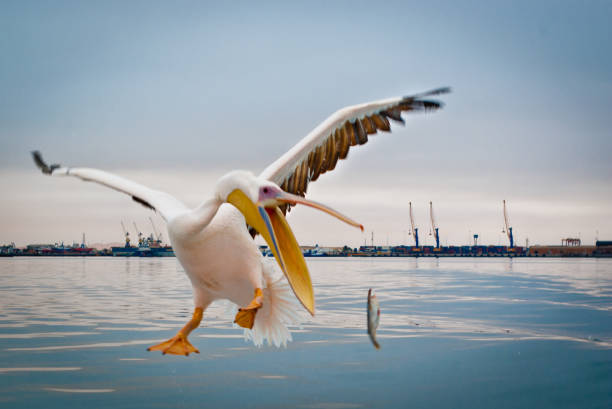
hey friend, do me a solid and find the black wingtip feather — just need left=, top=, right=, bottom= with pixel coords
left=32, top=150, right=47, bottom=172
left=402, top=87, right=451, bottom=104
left=132, top=195, right=155, bottom=210
left=418, top=100, right=444, bottom=110
left=411, top=87, right=452, bottom=98
left=428, top=86, right=451, bottom=96
left=31, top=150, right=60, bottom=174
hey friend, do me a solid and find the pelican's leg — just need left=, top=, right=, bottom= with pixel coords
left=148, top=307, right=203, bottom=356
left=234, top=288, right=263, bottom=329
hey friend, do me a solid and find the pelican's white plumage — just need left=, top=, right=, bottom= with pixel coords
left=32, top=88, right=448, bottom=354
left=44, top=167, right=188, bottom=220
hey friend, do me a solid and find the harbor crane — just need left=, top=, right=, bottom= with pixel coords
left=408, top=202, right=419, bottom=247
left=120, top=221, right=131, bottom=247
left=149, top=216, right=163, bottom=242
left=133, top=222, right=144, bottom=246
left=429, top=201, right=440, bottom=248
left=502, top=200, right=514, bottom=248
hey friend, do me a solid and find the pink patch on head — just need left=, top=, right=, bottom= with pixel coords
left=259, top=186, right=281, bottom=201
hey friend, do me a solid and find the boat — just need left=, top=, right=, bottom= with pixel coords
left=111, top=224, right=174, bottom=257
left=138, top=234, right=175, bottom=257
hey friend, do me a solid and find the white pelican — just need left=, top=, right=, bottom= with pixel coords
left=32, top=87, right=449, bottom=355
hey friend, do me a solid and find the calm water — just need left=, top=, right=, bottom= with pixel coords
left=0, top=257, right=611, bottom=409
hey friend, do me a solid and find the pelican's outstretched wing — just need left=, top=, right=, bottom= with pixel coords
left=259, top=88, right=449, bottom=212
left=32, top=151, right=188, bottom=221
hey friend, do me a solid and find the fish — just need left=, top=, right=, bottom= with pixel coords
left=367, top=288, right=381, bottom=349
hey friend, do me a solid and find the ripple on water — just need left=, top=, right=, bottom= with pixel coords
left=0, top=367, right=81, bottom=374
left=43, top=387, right=115, bottom=393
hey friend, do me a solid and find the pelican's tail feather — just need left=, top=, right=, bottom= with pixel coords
left=245, top=259, right=301, bottom=347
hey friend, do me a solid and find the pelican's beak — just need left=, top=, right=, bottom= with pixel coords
left=271, top=191, right=364, bottom=232
left=227, top=189, right=364, bottom=317
left=226, top=189, right=316, bottom=316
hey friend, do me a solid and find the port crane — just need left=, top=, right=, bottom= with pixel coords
left=408, top=202, right=419, bottom=247
left=133, top=222, right=144, bottom=246
left=502, top=200, right=514, bottom=248
left=120, top=221, right=131, bottom=247
left=429, top=201, right=440, bottom=248
left=149, top=217, right=163, bottom=242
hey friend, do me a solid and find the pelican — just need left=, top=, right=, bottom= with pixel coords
left=32, top=87, right=449, bottom=355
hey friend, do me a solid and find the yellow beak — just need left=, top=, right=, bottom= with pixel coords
left=227, top=189, right=315, bottom=316
left=272, top=191, right=363, bottom=232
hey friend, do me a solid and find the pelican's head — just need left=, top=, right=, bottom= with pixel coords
left=216, top=170, right=363, bottom=316
left=216, top=170, right=362, bottom=230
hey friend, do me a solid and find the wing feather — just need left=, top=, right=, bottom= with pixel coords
left=338, top=127, right=350, bottom=159
left=259, top=88, right=450, bottom=213
left=31, top=151, right=188, bottom=221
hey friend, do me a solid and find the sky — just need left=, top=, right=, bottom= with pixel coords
left=1, top=0, right=611, bottom=248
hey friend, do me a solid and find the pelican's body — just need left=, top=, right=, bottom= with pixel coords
left=170, top=203, right=262, bottom=310
left=32, top=87, right=449, bottom=354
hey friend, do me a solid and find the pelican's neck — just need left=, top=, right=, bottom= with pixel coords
left=190, top=197, right=223, bottom=233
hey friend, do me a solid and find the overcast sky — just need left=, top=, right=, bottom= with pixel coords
left=1, top=0, right=611, bottom=247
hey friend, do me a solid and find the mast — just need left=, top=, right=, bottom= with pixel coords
left=409, top=202, right=419, bottom=247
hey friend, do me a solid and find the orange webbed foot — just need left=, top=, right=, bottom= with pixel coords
left=234, top=288, right=263, bottom=329
left=147, top=333, right=199, bottom=356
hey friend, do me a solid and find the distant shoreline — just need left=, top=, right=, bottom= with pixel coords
left=2, top=242, right=611, bottom=258
left=2, top=253, right=611, bottom=259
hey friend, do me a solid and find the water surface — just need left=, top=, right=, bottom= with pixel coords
left=1, top=257, right=611, bottom=408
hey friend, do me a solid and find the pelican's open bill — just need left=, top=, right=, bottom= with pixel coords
left=367, top=288, right=381, bottom=349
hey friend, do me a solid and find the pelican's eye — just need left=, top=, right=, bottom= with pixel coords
left=260, top=186, right=274, bottom=201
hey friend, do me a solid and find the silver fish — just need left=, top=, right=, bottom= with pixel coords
left=367, top=288, right=381, bottom=349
